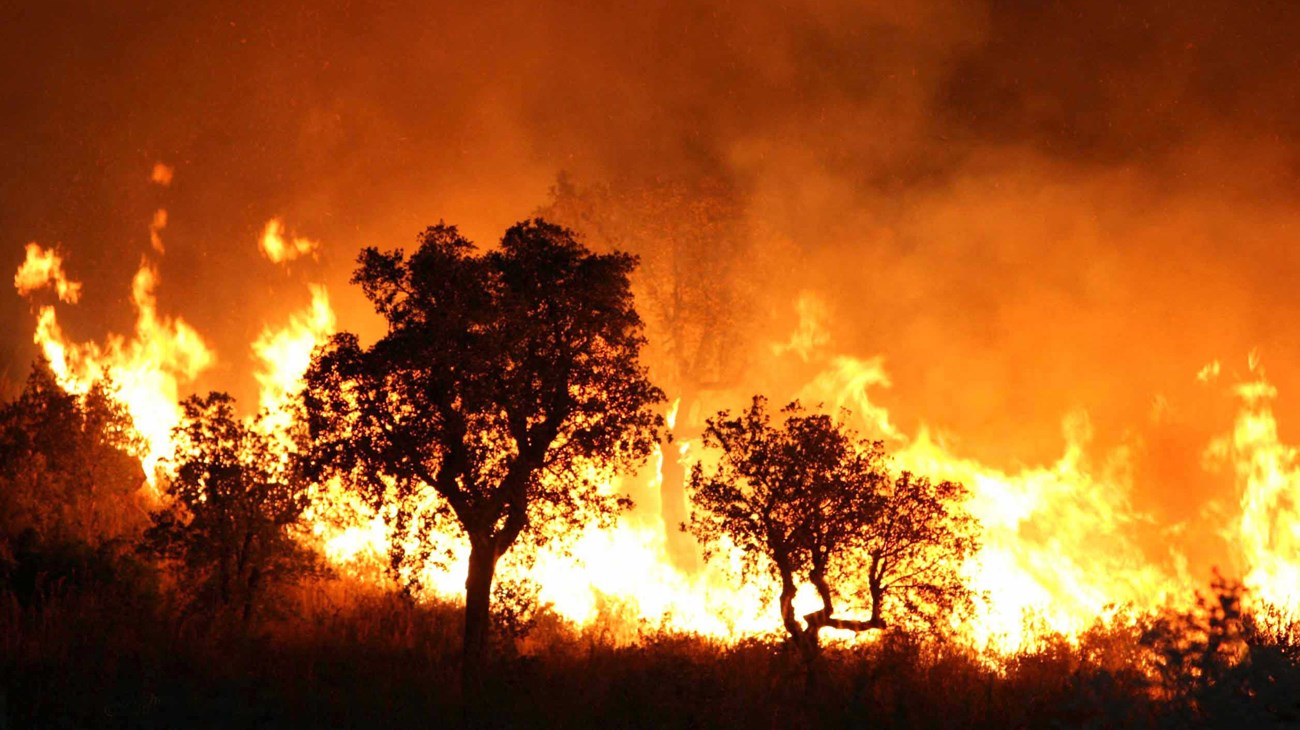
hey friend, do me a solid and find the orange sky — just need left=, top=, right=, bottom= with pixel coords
left=6, top=0, right=1300, bottom=550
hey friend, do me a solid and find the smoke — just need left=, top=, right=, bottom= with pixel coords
left=5, top=0, right=1300, bottom=578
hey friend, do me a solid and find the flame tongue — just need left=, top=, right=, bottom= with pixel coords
left=1216, top=368, right=1300, bottom=616
left=14, top=214, right=1300, bottom=651
left=18, top=245, right=213, bottom=481
left=252, top=283, right=336, bottom=425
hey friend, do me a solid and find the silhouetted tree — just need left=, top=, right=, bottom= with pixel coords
left=687, top=396, right=978, bottom=661
left=0, top=359, right=145, bottom=550
left=144, top=392, right=316, bottom=622
left=852, top=470, right=980, bottom=635
left=302, top=219, right=663, bottom=689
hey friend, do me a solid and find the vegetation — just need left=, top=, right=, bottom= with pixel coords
left=0, top=360, right=145, bottom=550
left=0, top=360, right=149, bottom=608
left=686, top=397, right=979, bottom=661
left=143, top=392, right=319, bottom=623
left=1, top=219, right=1298, bottom=727
left=3, top=580, right=1299, bottom=728
left=301, top=219, right=664, bottom=688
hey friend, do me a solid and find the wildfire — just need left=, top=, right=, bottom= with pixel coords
left=900, top=419, right=1180, bottom=650
left=259, top=218, right=319, bottom=264
left=13, top=209, right=1300, bottom=654
left=1205, top=360, right=1300, bottom=618
left=17, top=246, right=213, bottom=480
left=14, top=243, right=82, bottom=303
left=251, top=284, right=336, bottom=426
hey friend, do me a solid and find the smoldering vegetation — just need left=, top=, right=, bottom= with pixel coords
left=8, top=1, right=1300, bottom=726
left=4, top=561, right=1300, bottom=728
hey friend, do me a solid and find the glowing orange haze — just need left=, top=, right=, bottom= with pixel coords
left=13, top=192, right=1300, bottom=654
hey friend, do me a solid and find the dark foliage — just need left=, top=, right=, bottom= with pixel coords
left=144, top=392, right=318, bottom=622
left=687, top=397, right=979, bottom=659
left=0, top=359, right=146, bottom=552
left=302, top=219, right=664, bottom=687
left=8, top=577, right=1296, bottom=729
left=1142, top=576, right=1300, bottom=726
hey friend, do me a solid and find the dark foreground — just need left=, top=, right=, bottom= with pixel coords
left=3, top=569, right=1300, bottom=729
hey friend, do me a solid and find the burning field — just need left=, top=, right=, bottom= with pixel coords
left=5, top=1, right=1300, bottom=727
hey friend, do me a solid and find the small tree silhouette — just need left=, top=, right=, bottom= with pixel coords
left=144, top=392, right=316, bottom=622
left=0, top=359, right=145, bottom=548
left=686, top=396, right=978, bottom=661
left=302, top=219, right=663, bottom=692
left=1141, top=574, right=1300, bottom=724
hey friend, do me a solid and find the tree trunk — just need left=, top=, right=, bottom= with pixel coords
left=462, top=535, right=498, bottom=698
left=777, top=564, right=820, bottom=665
left=868, top=555, right=885, bottom=628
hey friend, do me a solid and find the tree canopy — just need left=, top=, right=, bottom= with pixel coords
left=687, top=396, right=979, bottom=658
left=302, top=219, right=664, bottom=685
left=0, top=360, right=145, bottom=549
left=144, top=391, right=316, bottom=622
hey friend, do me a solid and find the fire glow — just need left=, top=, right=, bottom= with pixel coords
left=12, top=188, right=1300, bottom=656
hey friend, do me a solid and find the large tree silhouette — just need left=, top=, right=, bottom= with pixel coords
left=302, top=219, right=663, bottom=688
left=687, top=397, right=978, bottom=660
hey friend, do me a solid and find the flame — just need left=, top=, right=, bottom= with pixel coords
left=781, top=350, right=1181, bottom=650
left=784, top=293, right=1182, bottom=650
left=1206, top=361, right=1300, bottom=617
left=252, top=284, right=336, bottom=418
left=19, top=223, right=1300, bottom=655
left=665, top=397, right=681, bottom=430
left=14, top=243, right=82, bottom=303
left=150, top=162, right=174, bottom=186
left=901, top=418, right=1180, bottom=650
left=260, top=218, right=319, bottom=263
left=16, top=242, right=214, bottom=480
left=248, top=280, right=388, bottom=580
left=149, top=209, right=168, bottom=254
left=771, top=290, right=831, bottom=362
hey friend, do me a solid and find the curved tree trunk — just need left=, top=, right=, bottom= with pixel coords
left=803, top=567, right=886, bottom=641
left=777, top=562, right=821, bottom=665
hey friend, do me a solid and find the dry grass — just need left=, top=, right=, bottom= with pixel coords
left=2, top=566, right=1298, bottom=729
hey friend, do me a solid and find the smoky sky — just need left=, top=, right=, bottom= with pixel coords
left=6, top=0, right=1300, bottom=518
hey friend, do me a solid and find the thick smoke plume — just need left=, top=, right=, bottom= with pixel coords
left=6, top=0, right=1300, bottom=588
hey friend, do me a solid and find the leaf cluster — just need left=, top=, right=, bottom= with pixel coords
left=687, top=396, right=885, bottom=587
left=145, top=392, right=317, bottom=617
left=303, top=219, right=664, bottom=582
left=687, top=396, right=980, bottom=638
left=0, top=360, right=146, bottom=549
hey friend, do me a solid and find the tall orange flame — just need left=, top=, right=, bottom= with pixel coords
left=16, top=222, right=1300, bottom=653
left=1205, top=358, right=1300, bottom=619
left=18, top=246, right=213, bottom=480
